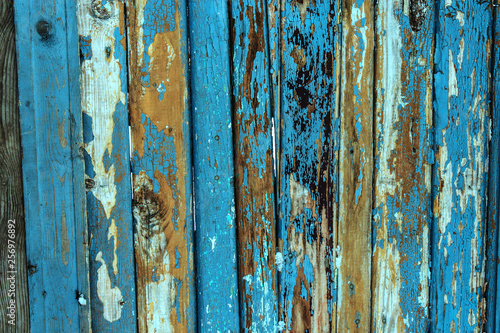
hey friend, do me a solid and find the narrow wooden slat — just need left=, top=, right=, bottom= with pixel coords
left=337, top=0, right=374, bottom=331
left=188, top=0, right=240, bottom=330
left=371, top=1, right=434, bottom=331
left=0, top=0, right=30, bottom=331
left=278, top=1, right=339, bottom=331
left=431, top=1, right=492, bottom=330
left=13, top=0, right=90, bottom=331
left=77, top=0, right=137, bottom=330
left=126, top=0, right=196, bottom=331
left=229, top=0, right=278, bottom=331
left=490, top=3, right=500, bottom=331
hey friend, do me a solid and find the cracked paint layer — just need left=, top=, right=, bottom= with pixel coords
left=127, top=0, right=195, bottom=331
left=431, top=1, right=492, bottom=331
left=371, top=0, right=434, bottom=332
left=279, top=1, right=339, bottom=331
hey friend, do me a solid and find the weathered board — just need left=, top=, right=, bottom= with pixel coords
left=229, top=0, right=278, bottom=331
left=371, top=1, right=434, bottom=331
left=278, top=1, right=339, bottom=331
left=431, top=1, right=492, bottom=331
left=77, top=0, right=137, bottom=330
left=490, top=2, right=500, bottom=331
left=127, top=0, right=196, bottom=331
left=0, top=0, right=29, bottom=331
left=189, top=0, right=240, bottom=330
left=338, top=0, right=374, bottom=331
left=13, top=0, right=90, bottom=331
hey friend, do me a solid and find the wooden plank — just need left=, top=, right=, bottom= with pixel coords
left=371, top=1, right=434, bottom=331
left=188, top=0, right=240, bottom=330
left=278, top=1, right=339, bottom=331
left=126, top=0, right=196, bottom=331
left=13, top=0, right=90, bottom=331
left=430, top=1, right=492, bottom=331
left=0, top=0, right=30, bottom=331
left=76, top=0, right=137, bottom=330
left=337, top=0, right=374, bottom=331
left=490, top=3, right=500, bottom=331
left=229, top=0, right=278, bottom=331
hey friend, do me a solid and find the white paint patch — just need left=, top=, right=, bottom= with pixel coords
left=96, top=251, right=123, bottom=322
left=107, top=218, right=118, bottom=276
left=210, top=236, right=216, bottom=251
left=275, top=252, right=283, bottom=272
left=78, top=294, right=87, bottom=306
left=448, top=50, right=458, bottom=109
left=77, top=0, right=123, bottom=219
left=456, top=11, right=465, bottom=29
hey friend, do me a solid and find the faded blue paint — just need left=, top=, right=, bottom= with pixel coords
left=189, top=0, right=240, bottom=331
left=230, top=0, right=278, bottom=331
left=279, top=1, right=339, bottom=330
left=431, top=1, right=492, bottom=331
left=14, top=0, right=90, bottom=331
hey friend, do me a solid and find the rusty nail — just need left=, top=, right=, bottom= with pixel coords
left=214, top=135, right=219, bottom=141
left=382, top=317, right=386, bottom=324
left=355, top=318, right=360, bottom=325
left=214, top=175, right=219, bottom=181
left=349, top=283, right=354, bottom=290
left=85, top=178, right=95, bottom=189
left=153, top=83, right=157, bottom=88
left=91, top=0, right=113, bottom=20
left=169, top=127, right=173, bottom=132
left=36, top=20, right=50, bottom=38
left=105, top=46, right=111, bottom=58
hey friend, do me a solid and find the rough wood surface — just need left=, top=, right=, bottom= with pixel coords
left=13, top=0, right=90, bottom=331
left=371, top=1, right=434, bottom=331
left=278, top=1, right=339, bottom=331
left=337, top=0, right=374, bottom=331
left=229, top=0, right=278, bottom=331
left=0, top=0, right=29, bottom=331
left=490, top=3, right=500, bottom=331
left=431, top=1, right=492, bottom=331
left=188, top=0, right=240, bottom=330
left=77, top=0, right=137, bottom=330
left=127, top=0, right=196, bottom=331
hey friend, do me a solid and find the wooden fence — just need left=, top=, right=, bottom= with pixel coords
left=1, top=0, right=500, bottom=332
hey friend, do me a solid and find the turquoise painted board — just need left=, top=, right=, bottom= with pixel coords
left=189, top=0, right=240, bottom=330
left=371, top=1, right=434, bottom=331
left=13, top=0, right=90, bottom=331
left=278, top=1, right=340, bottom=331
left=431, top=1, right=492, bottom=331
left=126, top=0, right=196, bottom=331
left=490, top=2, right=500, bottom=332
left=76, top=0, right=137, bottom=330
left=229, top=0, right=278, bottom=331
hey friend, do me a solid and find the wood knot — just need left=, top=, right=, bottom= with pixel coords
left=91, top=0, right=114, bottom=20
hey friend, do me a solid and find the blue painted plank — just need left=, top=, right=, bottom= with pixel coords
left=371, top=1, right=434, bottom=331
left=489, top=3, right=500, bottom=332
left=76, top=0, right=137, bottom=330
left=13, top=0, right=90, bottom=331
left=127, top=0, right=196, bottom=331
left=431, top=1, right=492, bottom=331
left=188, top=0, right=240, bottom=330
left=229, top=0, right=278, bottom=331
left=278, top=1, right=340, bottom=331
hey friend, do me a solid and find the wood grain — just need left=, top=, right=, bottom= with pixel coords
left=371, top=1, right=434, bottom=331
left=188, top=0, right=240, bottom=330
left=14, top=0, right=90, bottom=331
left=127, top=0, right=196, bottom=331
left=77, top=0, right=137, bottom=330
left=337, top=0, right=374, bottom=331
left=431, top=1, right=492, bottom=331
left=0, top=0, right=29, bottom=331
left=278, top=1, right=339, bottom=331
